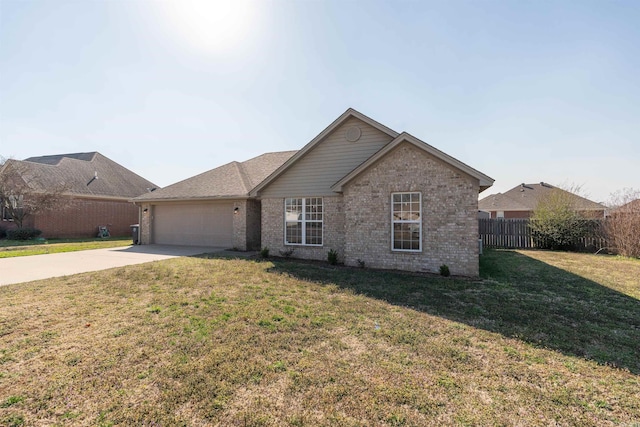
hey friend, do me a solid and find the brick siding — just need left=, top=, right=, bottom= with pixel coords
left=261, top=196, right=345, bottom=261
left=232, top=199, right=262, bottom=251
left=343, top=143, right=479, bottom=276
left=139, top=203, right=152, bottom=244
left=260, top=142, right=480, bottom=276
left=30, top=197, right=138, bottom=239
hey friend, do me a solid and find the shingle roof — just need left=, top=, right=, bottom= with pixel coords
left=7, top=152, right=157, bottom=199
left=477, top=192, right=530, bottom=211
left=133, top=151, right=297, bottom=201
left=479, top=182, right=606, bottom=211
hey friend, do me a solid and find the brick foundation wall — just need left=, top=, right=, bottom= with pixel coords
left=343, top=143, right=480, bottom=276
left=32, top=197, right=139, bottom=239
left=261, top=196, right=345, bottom=261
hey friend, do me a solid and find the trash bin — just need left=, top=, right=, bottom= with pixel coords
left=131, top=224, right=140, bottom=245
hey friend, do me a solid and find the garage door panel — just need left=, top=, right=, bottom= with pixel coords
left=153, top=203, right=233, bottom=247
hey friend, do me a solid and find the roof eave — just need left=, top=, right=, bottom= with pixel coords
left=129, top=194, right=252, bottom=203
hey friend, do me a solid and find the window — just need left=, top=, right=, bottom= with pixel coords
left=391, top=192, right=421, bottom=251
left=285, top=197, right=323, bottom=246
left=1, top=196, right=18, bottom=222
left=0, top=198, right=8, bottom=221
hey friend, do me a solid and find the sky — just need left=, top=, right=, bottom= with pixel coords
left=1, top=0, right=638, bottom=204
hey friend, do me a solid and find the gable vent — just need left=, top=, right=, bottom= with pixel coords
left=345, top=126, right=361, bottom=142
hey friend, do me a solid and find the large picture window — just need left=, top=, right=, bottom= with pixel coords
left=285, top=197, right=323, bottom=246
left=391, top=192, right=421, bottom=251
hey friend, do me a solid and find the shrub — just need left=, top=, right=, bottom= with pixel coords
left=357, top=259, right=366, bottom=268
left=279, top=248, right=295, bottom=258
left=327, top=249, right=338, bottom=265
left=529, top=186, right=594, bottom=251
left=0, top=226, right=6, bottom=239
left=6, top=228, right=42, bottom=240
left=439, top=264, right=450, bottom=277
left=260, top=247, right=270, bottom=258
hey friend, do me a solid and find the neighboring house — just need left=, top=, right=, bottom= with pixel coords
left=0, top=152, right=157, bottom=238
left=610, top=199, right=640, bottom=215
left=133, top=109, right=494, bottom=276
left=478, top=182, right=606, bottom=219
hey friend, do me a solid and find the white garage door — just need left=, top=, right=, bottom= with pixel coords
left=152, top=202, right=233, bottom=247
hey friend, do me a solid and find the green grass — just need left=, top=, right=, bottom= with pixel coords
left=0, top=237, right=132, bottom=258
left=0, top=249, right=638, bottom=425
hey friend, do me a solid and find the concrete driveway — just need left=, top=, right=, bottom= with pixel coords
left=0, top=245, right=225, bottom=287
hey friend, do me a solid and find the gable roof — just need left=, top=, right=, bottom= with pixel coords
left=478, top=182, right=606, bottom=212
left=3, top=152, right=157, bottom=199
left=331, top=132, right=494, bottom=193
left=133, top=151, right=297, bottom=202
left=249, top=108, right=399, bottom=197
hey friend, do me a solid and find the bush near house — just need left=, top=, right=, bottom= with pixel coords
left=5, top=228, right=42, bottom=241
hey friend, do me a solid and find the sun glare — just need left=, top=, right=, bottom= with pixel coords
left=157, top=0, right=259, bottom=55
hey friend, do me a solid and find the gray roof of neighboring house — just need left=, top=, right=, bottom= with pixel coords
left=133, top=151, right=298, bottom=201
left=478, top=182, right=606, bottom=212
left=5, top=152, right=157, bottom=199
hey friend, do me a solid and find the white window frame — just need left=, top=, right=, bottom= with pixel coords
left=1, top=196, right=19, bottom=222
left=284, top=197, right=323, bottom=246
left=0, top=198, right=9, bottom=221
left=391, top=192, right=422, bottom=252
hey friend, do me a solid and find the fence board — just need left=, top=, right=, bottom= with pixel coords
left=479, top=218, right=608, bottom=251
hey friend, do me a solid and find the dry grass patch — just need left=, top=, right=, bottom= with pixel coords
left=0, top=251, right=638, bottom=426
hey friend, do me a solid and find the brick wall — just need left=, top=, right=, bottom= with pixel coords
left=32, top=197, right=139, bottom=239
left=232, top=199, right=262, bottom=251
left=342, top=143, right=480, bottom=276
left=261, top=196, right=345, bottom=261
left=260, top=143, right=480, bottom=276
left=139, top=203, right=152, bottom=244
left=245, top=199, right=262, bottom=250
left=490, top=210, right=531, bottom=219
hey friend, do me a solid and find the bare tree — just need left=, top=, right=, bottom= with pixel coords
left=0, top=157, right=71, bottom=229
left=605, top=188, right=640, bottom=258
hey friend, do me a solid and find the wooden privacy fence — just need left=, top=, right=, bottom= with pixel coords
left=479, top=219, right=534, bottom=249
left=479, top=218, right=609, bottom=251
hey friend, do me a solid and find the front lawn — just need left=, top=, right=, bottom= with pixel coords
left=0, top=250, right=638, bottom=425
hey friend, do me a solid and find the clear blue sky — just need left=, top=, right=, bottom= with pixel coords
left=1, top=0, right=638, bottom=203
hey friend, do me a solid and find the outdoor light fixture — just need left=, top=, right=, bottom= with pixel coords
left=143, top=208, right=148, bottom=213
left=234, top=207, right=240, bottom=214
